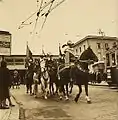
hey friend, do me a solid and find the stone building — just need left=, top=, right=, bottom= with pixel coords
left=73, top=35, right=118, bottom=61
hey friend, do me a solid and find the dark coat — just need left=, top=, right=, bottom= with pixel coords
left=0, top=67, right=11, bottom=101
left=70, top=65, right=89, bottom=85
left=25, top=70, right=34, bottom=85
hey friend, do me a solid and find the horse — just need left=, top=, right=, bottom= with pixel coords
left=70, top=60, right=91, bottom=103
left=57, top=63, right=72, bottom=100
left=70, top=47, right=98, bottom=103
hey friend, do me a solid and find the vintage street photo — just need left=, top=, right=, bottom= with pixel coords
left=0, top=0, right=117, bottom=120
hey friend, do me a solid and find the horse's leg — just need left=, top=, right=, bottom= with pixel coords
left=44, top=81, right=48, bottom=99
left=29, top=84, right=32, bottom=95
left=69, top=81, right=73, bottom=94
left=49, top=82, right=52, bottom=95
left=59, top=85, right=63, bottom=100
left=51, top=83, right=55, bottom=95
left=65, top=84, right=69, bottom=100
left=74, top=84, right=82, bottom=103
left=26, top=84, right=29, bottom=93
left=84, top=84, right=91, bottom=103
left=55, top=83, right=58, bottom=94
left=55, top=80, right=59, bottom=94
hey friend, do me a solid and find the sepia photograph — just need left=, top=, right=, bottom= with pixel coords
left=0, top=0, right=117, bottom=120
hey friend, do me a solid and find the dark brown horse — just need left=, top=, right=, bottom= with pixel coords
left=71, top=47, right=98, bottom=103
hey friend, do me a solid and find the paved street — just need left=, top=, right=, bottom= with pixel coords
left=10, top=84, right=118, bottom=120
left=0, top=96, right=19, bottom=120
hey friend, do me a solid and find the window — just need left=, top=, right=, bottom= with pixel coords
left=83, top=45, right=86, bottom=50
left=105, top=43, right=109, bottom=50
left=97, top=43, right=101, bottom=49
left=113, top=42, right=117, bottom=48
left=76, top=48, right=78, bottom=53
left=79, top=47, right=81, bottom=53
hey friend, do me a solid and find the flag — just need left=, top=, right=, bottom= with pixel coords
left=59, top=43, right=63, bottom=56
left=25, top=43, right=32, bottom=68
left=26, top=44, right=32, bottom=59
left=42, top=45, right=45, bottom=56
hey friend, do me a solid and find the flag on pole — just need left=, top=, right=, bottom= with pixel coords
left=26, top=44, right=32, bottom=59
left=25, top=42, right=32, bottom=68
left=59, top=43, right=63, bottom=56
left=42, top=45, right=45, bottom=56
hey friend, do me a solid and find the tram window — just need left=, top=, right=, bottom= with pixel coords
left=112, top=53, right=116, bottom=65
left=106, top=54, right=110, bottom=66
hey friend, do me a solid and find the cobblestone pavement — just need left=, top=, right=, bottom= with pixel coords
left=11, top=84, right=118, bottom=120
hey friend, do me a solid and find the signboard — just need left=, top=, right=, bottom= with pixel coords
left=0, top=34, right=11, bottom=55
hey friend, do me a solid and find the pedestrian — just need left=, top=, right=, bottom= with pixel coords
left=12, top=69, right=21, bottom=89
left=0, top=60, right=14, bottom=109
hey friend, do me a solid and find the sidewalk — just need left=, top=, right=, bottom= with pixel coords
left=0, top=95, right=19, bottom=120
left=89, top=81, right=109, bottom=86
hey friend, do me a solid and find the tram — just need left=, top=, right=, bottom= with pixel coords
left=105, top=45, right=118, bottom=86
left=92, top=61, right=106, bottom=83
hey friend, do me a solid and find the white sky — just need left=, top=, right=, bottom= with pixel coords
left=0, top=0, right=117, bottom=55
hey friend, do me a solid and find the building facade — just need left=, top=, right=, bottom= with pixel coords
left=0, top=55, right=59, bottom=70
left=73, top=35, right=118, bottom=61
left=0, top=30, right=11, bottom=56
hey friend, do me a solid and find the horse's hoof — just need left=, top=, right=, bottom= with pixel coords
left=34, top=95, right=38, bottom=98
left=44, top=96, right=47, bottom=99
left=87, top=100, right=91, bottom=104
left=65, top=98, right=69, bottom=101
left=65, top=96, right=69, bottom=101
left=59, top=96, right=62, bottom=100
left=74, top=98, right=78, bottom=103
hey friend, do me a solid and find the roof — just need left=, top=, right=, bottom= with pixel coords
left=73, top=35, right=118, bottom=47
left=0, top=30, right=11, bottom=35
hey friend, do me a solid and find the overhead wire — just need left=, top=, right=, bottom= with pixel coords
left=31, top=0, right=44, bottom=34
left=18, top=0, right=55, bottom=30
left=40, top=0, right=55, bottom=31
left=39, top=0, right=65, bottom=33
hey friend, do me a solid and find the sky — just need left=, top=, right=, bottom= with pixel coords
left=0, top=0, right=117, bottom=55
